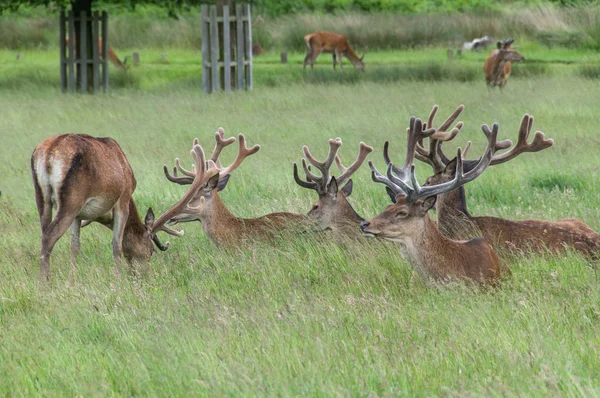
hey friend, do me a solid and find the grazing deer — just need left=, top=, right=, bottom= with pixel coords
left=65, top=36, right=128, bottom=69
left=415, top=105, right=600, bottom=257
left=293, top=138, right=373, bottom=235
left=303, top=31, right=365, bottom=71
left=483, top=38, right=524, bottom=88
left=31, top=134, right=184, bottom=285
left=361, top=116, right=504, bottom=285
left=162, top=129, right=310, bottom=246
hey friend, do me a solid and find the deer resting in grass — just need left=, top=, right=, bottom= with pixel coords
left=361, top=116, right=504, bottom=285
left=303, top=31, right=365, bottom=71
left=293, top=138, right=373, bottom=235
left=415, top=105, right=600, bottom=257
left=31, top=134, right=184, bottom=285
left=162, top=129, right=310, bottom=246
left=484, top=38, right=524, bottom=89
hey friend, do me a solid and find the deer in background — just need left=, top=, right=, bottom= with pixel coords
left=361, top=116, right=504, bottom=286
left=293, top=138, right=373, bottom=236
left=484, top=38, right=524, bottom=88
left=415, top=105, right=600, bottom=257
left=303, top=31, right=366, bottom=71
left=162, top=129, right=311, bottom=246
left=65, top=36, right=128, bottom=70
left=31, top=134, right=184, bottom=285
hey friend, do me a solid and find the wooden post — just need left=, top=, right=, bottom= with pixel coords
left=59, top=10, right=66, bottom=92
left=92, top=11, right=100, bottom=93
left=280, top=52, right=287, bottom=64
left=236, top=4, right=244, bottom=90
left=244, top=4, right=252, bottom=90
left=101, top=12, right=108, bottom=92
left=67, top=11, right=75, bottom=92
left=447, top=48, right=454, bottom=62
left=132, top=52, right=140, bottom=66
left=210, top=6, right=219, bottom=93
left=223, top=5, right=231, bottom=92
left=201, top=5, right=209, bottom=93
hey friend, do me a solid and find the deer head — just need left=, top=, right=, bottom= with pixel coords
left=495, top=38, right=524, bottom=62
left=361, top=116, right=498, bottom=241
left=294, top=138, right=372, bottom=232
left=162, top=128, right=260, bottom=225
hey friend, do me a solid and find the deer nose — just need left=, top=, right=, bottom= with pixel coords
left=360, top=220, right=370, bottom=232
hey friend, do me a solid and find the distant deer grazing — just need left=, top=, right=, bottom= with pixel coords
left=31, top=134, right=183, bottom=285
left=65, top=36, right=128, bottom=70
left=484, top=38, right=524, bottom=88
left=361, top=116, right=504, bottom=286
left=162, top=129, right=310, bottom=246
left=415, top=105, right=600, bottom=257
left=293, top=138, right=373, bottom=235
left=303, top=31, right=365, bottom=71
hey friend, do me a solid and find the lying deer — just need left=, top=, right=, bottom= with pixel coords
left=361, top=116, right=504, bottom=286
left=303, top=31, right=366, bottom=71
left=415, top=105, right=600, bottom=257
left=483, top=38, right=524, bottom=89
left=31, top=134, right=184, bottom=285
left=293, top=138, right=373, bottom=235
left=163, top=129, right=310, bottom=246
left=65, top=36, right=128, bottom=70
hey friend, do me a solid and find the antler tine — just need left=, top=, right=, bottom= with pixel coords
left=410, top=123, right=498, bottom=202
left=175, top=158, right=196, bottom=177
left=209, top=127, right=236, bottom=167
left=300, top=138, right=343, bottom=192
left=335, top=142, right=373, bottom=185
left=153, top=144, right=217, bottom=236
left=217, top=133, right=261, bottom=178
left=163, top=165, right=195, bottom=185
left=490, top=114, right=554, bottom=165
left=368, top=160, right=405, bottom=196
left=293, top=162, right=318, bottom=190
left=404, top=117, right=436, bottom=172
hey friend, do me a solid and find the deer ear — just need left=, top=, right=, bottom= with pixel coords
left=444, top=157, right=459, bottom=176
left=340, top=179, right=353, bottom=197
left=386, top=187, right=397, bottom=203
left=145, top=207, right=156, bottom=229
left=327, top=176, right=339, bottom=196
left=497, top=41, right=502, bottom=49
left=419, top=196, right=437, bottom=215
left=216, top=174, right=230, bottom=191
left=206, top=173, right=221, bottom=191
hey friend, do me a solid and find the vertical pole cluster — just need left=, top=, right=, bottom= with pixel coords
left=201, top=4, right=253, bottom=94
left=59, top=9, right=109, bottom=94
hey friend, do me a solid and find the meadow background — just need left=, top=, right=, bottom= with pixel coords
left=1, top=1, right=600, bottom=396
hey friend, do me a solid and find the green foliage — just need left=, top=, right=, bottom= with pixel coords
left=578, top=63, right=600, bottom=78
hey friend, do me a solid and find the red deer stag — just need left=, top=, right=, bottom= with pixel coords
left=293, top=138, right=373, bottom=235
left=65, top=36, right=128, bottom=70
left=31, top=134, right=186, bottom=285
left=484, top=38, right=524, bottom=89
left=415, top=105, right=600, bottom=257
left=361, top=116, right=504, bottom=286
left=162, top=129, right=310, bottom=246
left=303, top=31, right=365, bottom=71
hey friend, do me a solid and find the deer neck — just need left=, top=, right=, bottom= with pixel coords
left=338, top=194, right=363, bottom=224
left=436, top=187, right=471, bottom=229
left=491, top=54, right=507, bottom=82
left=199, top=193, right=241, bottom=242
left=122, top=199, right=147, bottom=250
left=344, top=48, right=362, bottom=65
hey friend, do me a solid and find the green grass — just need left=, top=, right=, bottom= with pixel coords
left=1, top=48, right=600, bottom=395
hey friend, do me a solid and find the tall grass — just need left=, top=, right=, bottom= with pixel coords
left=2, top=4, right=600, bottom=50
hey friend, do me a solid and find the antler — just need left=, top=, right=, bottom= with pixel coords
left=370, top=117, right=498, bottom=203
left=489, top=114, right=554, bottom=165
left=294, top=138, right=342, bottom=194
left=152, top=144, right=220, bottom=240
left=210, top=127, right=237, bottom=167
left=334, top=142, right=373, bottom=186
left=212, top=133, right=260, bottom=178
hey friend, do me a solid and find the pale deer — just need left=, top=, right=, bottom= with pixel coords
left=484, top=38, right=524, bottom=88
left=303, top=31, right=365, bottom=71
left=162, top=129, right=311, bottom=246
left=65, top=36, right=128, bottom=70
left=361, top=116, right=504, bottom=286
left=415, top=105, right=600, bottom=257
left=31, top=134, right=187, bottom=285
left=293, top=138, right=373, bottom=235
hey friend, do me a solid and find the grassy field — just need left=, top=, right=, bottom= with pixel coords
left=1, top=47, right=600, bottom=396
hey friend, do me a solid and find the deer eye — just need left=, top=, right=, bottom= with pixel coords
left=395, top=210, right=408, bottom=218
left=312, top=204, right=319, bottom=211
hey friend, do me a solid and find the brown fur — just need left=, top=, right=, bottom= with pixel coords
left=362, top=196, right=503, bottom=286
left=307, top=178, right=364, bottom=236
left=168, top=174, right=311, bottom=247
left=65, top=36, right=128, bottom=69
left=303, top=31, right=365, bottom=70
left=31, top=134, right=158, bottom=285
left=483, top=41, right=524, bottom=88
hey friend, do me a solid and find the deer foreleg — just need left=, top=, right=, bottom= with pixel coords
left=332, top=52, right=336, bottom=70
left=336, top=50, right=344, bottom=70
left=111, top=199, right=130, bottom=278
